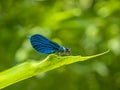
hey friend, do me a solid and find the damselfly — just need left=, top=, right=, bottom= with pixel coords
left=28, top=34, right=71, bottom=55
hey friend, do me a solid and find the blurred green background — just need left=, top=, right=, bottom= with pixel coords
left=0, top=0, right=120, bottom=90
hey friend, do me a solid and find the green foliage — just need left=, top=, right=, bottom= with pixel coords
left=0, top=50, right=109, bottom=89
left=0, top=0, right=120, bottom=90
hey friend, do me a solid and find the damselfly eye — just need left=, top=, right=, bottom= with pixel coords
left=66, top=48, right=71, bottom=53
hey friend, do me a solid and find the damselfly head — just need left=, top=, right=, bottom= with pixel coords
left=66, top=48, right=71, bottom=55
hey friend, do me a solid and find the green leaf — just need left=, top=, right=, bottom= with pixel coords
left=0, top=50, right=110, bottom=89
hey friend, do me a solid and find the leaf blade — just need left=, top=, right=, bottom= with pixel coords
left=0, top=50, right=110, bottom=89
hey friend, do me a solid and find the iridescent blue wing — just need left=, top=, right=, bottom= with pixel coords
left=29, top=34, right=60, bottom=54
